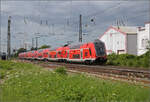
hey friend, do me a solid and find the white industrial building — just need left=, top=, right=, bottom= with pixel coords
left=137, top=22, right=150, bottom=55
left=99, top=26, right=137, bottom=55
left=99, top=22, right=150, bottom=55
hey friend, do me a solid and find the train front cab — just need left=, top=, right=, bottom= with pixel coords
left=93, top=40, right=107, bottom=64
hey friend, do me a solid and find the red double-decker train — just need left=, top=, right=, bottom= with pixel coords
left=19, top=39, right=107, bottom=64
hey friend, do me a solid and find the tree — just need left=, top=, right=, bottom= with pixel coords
left=30, top=47, right=37, bottom=51
left=38, top=45, right=51, bottom=49
left=17, top=48, right=27, bottom=55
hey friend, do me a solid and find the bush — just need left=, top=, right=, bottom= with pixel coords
left=133, top=60, right=140, bottom=67
left=106, top=53, right=118, bottom=65
left=106, top=52, right=149, bottom=68
left=127, top=60, right=133, bottom=67
left=54, top=66, right=67, bottom=75
left=141, top=58, right=149, bottom=68
left=113, top=60, right=120, bottom=66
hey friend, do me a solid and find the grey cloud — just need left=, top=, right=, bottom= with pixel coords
left=0, top=0, right=149, bottom=52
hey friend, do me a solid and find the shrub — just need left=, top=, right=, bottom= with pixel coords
left=126, top=54, right=136, bottom=59
left=113, top=60, right=120, bottom=66
left=133, top=60, right=140, bottom=67
left=127, top=60, right=133, bottom=67
left=141, top=57, right=149, bottom=68
left=119, top=60, right=127, bottom=66
left=106, top=53, right=118, bottom=65
left=54, top=66, right=67, bottom=75
left=107, top=52, right=149, bottom=68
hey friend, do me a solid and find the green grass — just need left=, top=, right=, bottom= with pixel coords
left=54, top=66, right=67, bottom=75
left=0, top=60, right=150, bottom=102
left=106, top=51, right=150, bottom=68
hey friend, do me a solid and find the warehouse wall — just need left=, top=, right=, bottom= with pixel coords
left=137, top=23, right=150, bottom=56
left=99, top=28, right=126, bottom=55
left=127, top=34, right=137, bottom=55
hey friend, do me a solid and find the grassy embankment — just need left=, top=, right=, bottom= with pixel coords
left=0, top=60, right=150, bottom=102
left=106, top=51, right=150, bottom=68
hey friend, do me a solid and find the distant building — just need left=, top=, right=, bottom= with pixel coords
left=99, top=26, right=138, bottom=55
left=99, top=23, right=150, bottom=55
left=137, top=22, right=150, bottom=55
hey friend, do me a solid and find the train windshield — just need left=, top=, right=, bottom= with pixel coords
left=94, top=40, right=106, bottom=56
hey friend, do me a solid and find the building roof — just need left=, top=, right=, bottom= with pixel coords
left=112, top=26, right=137, bottom=34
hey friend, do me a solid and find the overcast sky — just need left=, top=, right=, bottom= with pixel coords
left=0, top=0, right=150, bottom=52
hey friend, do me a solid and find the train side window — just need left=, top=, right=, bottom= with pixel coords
left=85, top=52, right=88, bottom=57
left=73, top=54, right=80, bottom=59
left=58, top=51, right=61, bottom=54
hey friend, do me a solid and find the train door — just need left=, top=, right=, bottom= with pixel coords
left=49, top=51, right=57, bottom=59
left=35, top=51, right=38, bottom=59
left=38, top=50, right=43, bottom=59
left=83, top=48, right=91, bottom=59
left=43, top=49, right=49, bottom=59
left=62, top=50, right=68, bottom=59
left=57, top=51, right=61, bottom=59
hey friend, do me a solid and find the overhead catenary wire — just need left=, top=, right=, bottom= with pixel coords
left=11, top=1, right=149, bottom=50
left=69, top=2, right=123, bottom=28
left=33, top=1, right=149, bottom=44
left=53, top=1, right=124, bottom=37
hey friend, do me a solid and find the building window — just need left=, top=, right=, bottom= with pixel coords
left=145, top=39, right=149, bottom=48
left=141, top=39, right=148, bottom=48
left=142, top=39, right=144, bottom=48
left=110, top=33, right=112, bottom=37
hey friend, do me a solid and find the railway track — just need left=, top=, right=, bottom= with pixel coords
left=18, top=60, right=150, bottom=86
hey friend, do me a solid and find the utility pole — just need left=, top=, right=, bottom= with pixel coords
left=25, top=43, right=27, bottom=50
left=79, top=14, right=82, bottom=42
left=7, top=16, right=11, bottom=59
left=35, top=37, right=40, bottom=50
left=32, top=38, right=34, bottom=48
left=0, top=12, right=1, bottom=57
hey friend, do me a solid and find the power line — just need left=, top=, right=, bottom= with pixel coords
left=31, top=2, right=123, bottom=38
left=70, top=2, right=122, bottom=27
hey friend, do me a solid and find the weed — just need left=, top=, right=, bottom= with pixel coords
left=54, top=66, right=67, bottom=75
